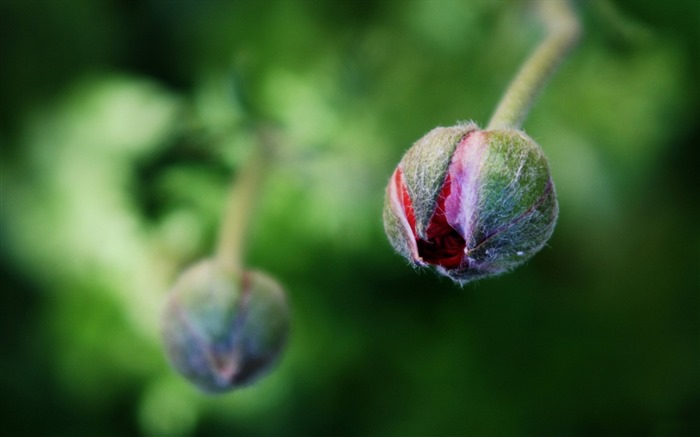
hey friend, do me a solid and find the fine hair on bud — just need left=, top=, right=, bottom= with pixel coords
left=384, top=122, right=558, bottom=285
left=161, top=259, right=290, bottom=393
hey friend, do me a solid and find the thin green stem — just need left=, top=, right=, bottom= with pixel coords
left=487, top=0, right=581, bottom=130
left=216, top=127, right=276, bottom=271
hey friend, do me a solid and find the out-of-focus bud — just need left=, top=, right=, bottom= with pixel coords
left=383, top=122, right=558, bottom=285
left=161, top=259, right=290, bottom=393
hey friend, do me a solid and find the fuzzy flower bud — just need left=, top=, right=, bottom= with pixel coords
left=383, top=122, right=558, bottom=285
left=161, top=260, right=290, bottom=393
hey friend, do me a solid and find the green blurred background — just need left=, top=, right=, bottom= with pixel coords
left=1, top=0, right=699, bottom=435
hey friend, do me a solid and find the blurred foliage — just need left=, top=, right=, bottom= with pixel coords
left=1, top=0, right=699, bottom=436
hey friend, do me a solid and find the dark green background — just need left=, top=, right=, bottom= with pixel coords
left=1, top=0, right=699, bottom=435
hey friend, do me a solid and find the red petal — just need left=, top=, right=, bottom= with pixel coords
left=394, top=168, right=416, bottom=234
left=417, top=174, right=466, bottom=269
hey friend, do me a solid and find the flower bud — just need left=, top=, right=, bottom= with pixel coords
left=161, top=259, right=290, bottom=393
left=384, top=122, right=558, bottom=284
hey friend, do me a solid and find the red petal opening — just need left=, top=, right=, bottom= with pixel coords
left=416, top=174, right=466, bottom=269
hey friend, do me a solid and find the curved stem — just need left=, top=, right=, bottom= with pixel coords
left=487, top=0, right=581, bottom=130
left=216, top=127, right=276, bottom=271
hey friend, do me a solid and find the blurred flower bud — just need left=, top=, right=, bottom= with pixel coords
left=161, top=259, right=290, bottom=392
left=384, top=122, right=558, bottom=285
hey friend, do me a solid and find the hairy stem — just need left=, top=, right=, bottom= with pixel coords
left=487, top=0, right=581, bottom=130
left=216, top=127, right=276, bottom=271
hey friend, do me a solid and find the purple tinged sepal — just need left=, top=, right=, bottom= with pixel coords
left=384, top=123, right=558, bottom=285
left=161, top=259, right=290, bottom=393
